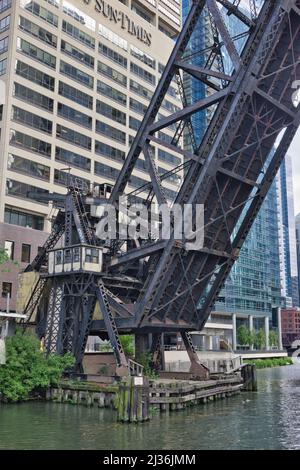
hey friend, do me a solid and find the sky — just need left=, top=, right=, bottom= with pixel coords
left=289, top=130, right=300, bottom=217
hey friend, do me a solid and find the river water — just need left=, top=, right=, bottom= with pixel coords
left=1, top=362, right=300, bottom=450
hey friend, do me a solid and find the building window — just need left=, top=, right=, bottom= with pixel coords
left=7, top=154, right=50, bottom=181
left=130, top=97, right=147, bottom=116
left=61, top=39, right=94, bottom=68
left=162, top=99, right=180, bottom=113
left=0, top=57, right=7, bottom=76
left=56, top=124, right=92, bottom=150
left=130, top=62, right=156, bottom=86
left=99, top=24, right=128, bottom=51
left=95, top=140, right=126, bottom=163
left=44, top=0, right=59, bottom=8
left=4, top=240, right=14, bottom=260
left=12, top=106, right=53, bottom=134
left=0, top=14, right=10, bottom=33
left=15, top=60, right=55, bottom=91
left=158, top=148, right=181, bottom=166
left=158, top=4, right=181, bottom=26
left=2, top=282, right=12, bottom=298
left=97, top=61, right=127, bottom=88
left=98, top=42, right=127, bottom=69
left=167, top=85, right=178, bottom=99
left=158, top=131, right=173, bottom=145
left=130, top=79, right=152, bottom=101
left=10, top=129, right=51, bottom=157
left=62, top=0, right=96, bottom=32
left=94, top=162, right=119, bottom=180
left=128, top=175, right=149, bottom=189
left=129, top=116, right=141, bottom=131
left=21, top=243, right=31, bottom=263
left=158, top=166, right=181, bottom=184
left=17, top=38, right=56, bottom=69
left=58, top=81, right=93, bottom=110
left=58, top=103, right=92, bottom=129
left=0, top=36, right=8, bottom=54
left=130, top=45, right=156, bottom=70
left=54, top=169, right=89, bottom=188
left=0, top=1, right=12, bottom=15
left=6, top=179, right=49, bottom=203
left=60, top=60, right=94, bottom=88
left=20, top=1, right=58, bottom=27
left=131, top=2, right=154, bottom=24
left=62, top=20, right=95, bottom=49
left=97, top=81, right=126, bottom=106
left=96, top=100, right=126, bottom=126
left=55, top=146, right=91, bottom=172
left=19, top=16, right=57, bottom=48
left=13, top=82, right=54, bottom=112
left=95, top=121, right=126, bottom=145
left=4, top=206, right=44, bottom=230
left=85, top=248, right=99, bottom=264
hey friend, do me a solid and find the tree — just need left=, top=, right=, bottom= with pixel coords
left=120, top=335, right=134, bottom=357
left=237, top=325, right=252, bottom=346
left=254, top=328, right=266, bottom=350
left=0, top=246, right=18, bottom=272
left=0, top=246, right=9, bottom=265
left=269, top=329, right=279, bottom=348
left=0, top=330, right=75, bottom=402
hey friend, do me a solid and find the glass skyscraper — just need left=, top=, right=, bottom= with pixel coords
left=277, top=154, right=299, bottom=307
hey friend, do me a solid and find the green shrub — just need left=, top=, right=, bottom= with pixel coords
left=0, top=246, right=9, bottom=265
left=237, top=325, right=252, bottom=346
left=0, top=330, right=75, bottom=402
left=244, top=357, right=293, bottom=369
left=120, top=335, right=135, bottom=357
left=137, top=352, right=158, bottom=379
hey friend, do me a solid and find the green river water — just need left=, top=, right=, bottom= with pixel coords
left=1, top=362, right=300, bottom=450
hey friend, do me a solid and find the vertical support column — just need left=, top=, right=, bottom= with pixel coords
left=135, top=334, right=150, bottom=363
left=44, top=280, right=65, bottom=355
left=232, top=313, right=237, bottom=351
left=277, top=307, right=283, bottom=350
left=265, top=316, right=270, bottom=351
left=249, top=315, right=254, bottom=350
left=95, top=280, right=128, bottom=377
left=181, top=332, right=209, bottom=379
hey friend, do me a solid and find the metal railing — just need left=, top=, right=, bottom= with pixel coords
left=128, top=358, right=144, bottom=377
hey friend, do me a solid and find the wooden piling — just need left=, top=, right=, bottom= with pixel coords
left=241, top=364, right=258, bottom=391
left=117, top=376, right=150, bottom=422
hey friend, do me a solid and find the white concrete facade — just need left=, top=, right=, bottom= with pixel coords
left=0, top=0, right=182, bottom=309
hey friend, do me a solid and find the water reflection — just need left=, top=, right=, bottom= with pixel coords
left=0, top=363, right=300, bottom=450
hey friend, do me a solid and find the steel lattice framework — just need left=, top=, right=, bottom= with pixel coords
left=22, top=0, right=300, bottom=374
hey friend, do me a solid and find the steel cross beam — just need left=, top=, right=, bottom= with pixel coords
left=216, top=0, right=255, bottom=27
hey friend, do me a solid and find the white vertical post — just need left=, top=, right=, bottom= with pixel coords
left=249, top=315, right=254, bottom=350
left=232, top=313, right=237, bottom=351
left=6, top=293, right=10, bottom=314
left=265, top=316, right=270, bottom=351
left=277, top=307, right=283, bottom=350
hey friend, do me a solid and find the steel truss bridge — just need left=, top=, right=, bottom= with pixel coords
left=21, top=0, right=300, bottom=376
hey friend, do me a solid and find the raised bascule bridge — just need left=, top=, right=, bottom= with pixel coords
left=19, top=0, right=300, bottom=378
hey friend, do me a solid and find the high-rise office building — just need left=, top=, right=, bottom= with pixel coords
left=0, top=0, right=182, bottom=311
left=277, top=154, right=299, bottom=307
left=295, top=212, right=300, bottom=305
